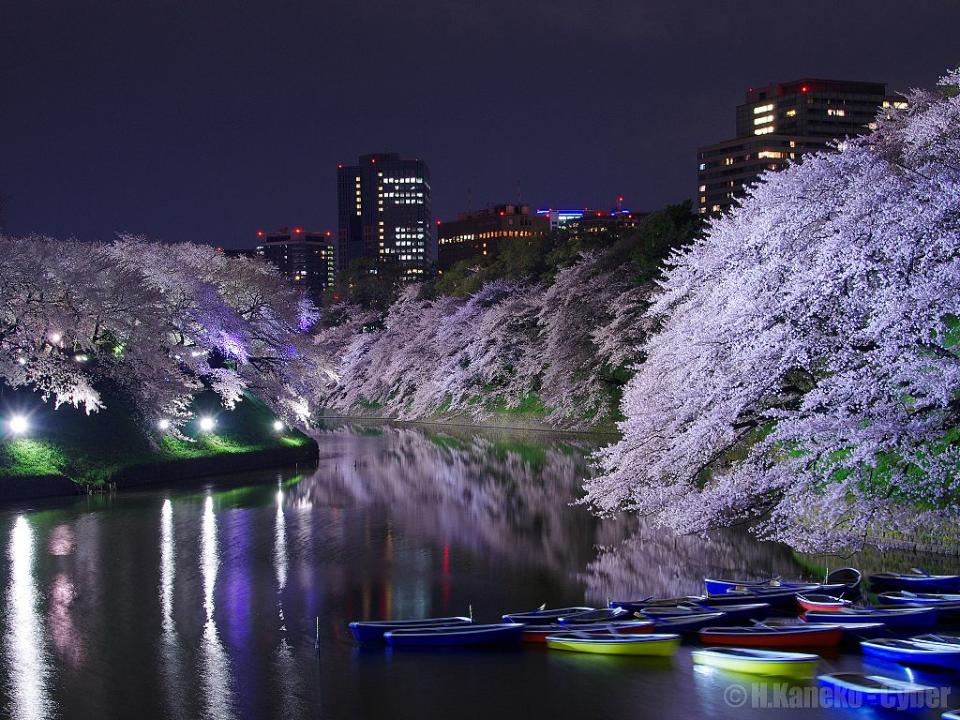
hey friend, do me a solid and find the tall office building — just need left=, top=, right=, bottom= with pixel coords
left=253, top=227, right=336, bottom=299
left=698, top=79, right=906, bottom=215
left=437, top=203, right=549, bottom=271
left=337, top=152, right=434, bottom=279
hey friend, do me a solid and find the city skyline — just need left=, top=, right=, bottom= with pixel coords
left=2, top=1, right=958, bottom=249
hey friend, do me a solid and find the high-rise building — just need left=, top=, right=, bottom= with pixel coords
left=253, top=227, right=336, bottom=299
left=698, top=79, right=906, bottom=215
left=437, top=203, right=549, bottom=271
left=336, top=152, right=434, bottom=279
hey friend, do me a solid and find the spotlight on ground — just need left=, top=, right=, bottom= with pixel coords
left=8, top=415, right=29, bottom=435
left=272, top=420, right=284, bottom=432
left=199, top=416, right=215, bottom=432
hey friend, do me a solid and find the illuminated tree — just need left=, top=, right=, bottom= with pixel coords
left=585, top=68, right=960, bottom=552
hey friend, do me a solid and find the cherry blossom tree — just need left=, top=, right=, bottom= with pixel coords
left=0, top=236, right=331, bottom=434
left=584, top=68, right=960, bottom=552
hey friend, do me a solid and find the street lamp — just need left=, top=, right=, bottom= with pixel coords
left=272, top=420, right=284, bottom=432
left=7, top=415, right=28, bottom=435
left=199, top=416, right=215, bottom=432
left=157, top=419, right=171, bottom=431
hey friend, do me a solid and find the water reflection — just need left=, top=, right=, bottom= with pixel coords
left=4, top=516, right=52, bottom=720
left=160, top=499, right=175, bottom=633
left=0, top=422, right=954, bottom=720
left=47, top=573, right=83, bottom=668
left=158, top=498, right=189, bottom=720
left=199, top=495, right=235, bottom=720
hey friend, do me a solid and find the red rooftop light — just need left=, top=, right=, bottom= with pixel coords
left=324, top=230, right=332, bottom=237
left=801, top=85, right=809, bottom=93
left=256, top=230, right=264, bottom=237
left=294, top=227, right=303, bottom=234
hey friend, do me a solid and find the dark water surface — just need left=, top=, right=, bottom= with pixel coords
left=0, top=423, right=957, bottom=719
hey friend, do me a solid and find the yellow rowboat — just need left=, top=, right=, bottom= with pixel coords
left=692, top=647, right=818, bottom=679
left=545, top=632, right=680, bottom=656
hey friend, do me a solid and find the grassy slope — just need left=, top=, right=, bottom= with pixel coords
left=0, top=387, right=311, bottom=487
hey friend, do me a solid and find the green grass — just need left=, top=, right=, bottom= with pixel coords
left=0, top=439, right=66, bottom=477
left=0, top=386, right=313, bottom=488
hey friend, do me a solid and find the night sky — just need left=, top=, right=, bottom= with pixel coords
left=2, top=1, right=958, bottom=249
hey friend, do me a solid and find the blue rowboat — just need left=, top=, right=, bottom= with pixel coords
left=817, top=673, right=938, bottom=713
left=805, top=607, right=938, bottom=630
left=703, top=586, right=815, bottom=609
left=880, top=592, right=960, bottom=606
left=641, top=602, right=769, bottom=624
left=689, top=602, right=770, bottom=623
left=861, top=638, right=960, bottom=671
left=349, top=616, right=472, bottom=643
left=557, top=607, right=631, bottom=625
left=869, top=571, right=960, bottom=593
left=608, top=597, right=698, bottom=612
left=649, top=612, right=727, bottom=633
left=384, top=623, right=524, bottom=647
left=502, top=606, right=593, bottom=625
left=704, top=568, right=862, bottom=598
left=913, top=633, right=960, bottom=646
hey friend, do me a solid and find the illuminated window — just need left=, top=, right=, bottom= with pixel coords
left=723, top=157, right=734, bottom=166
left=827, top=108, right=846, bottom=117
left=698, top=184, right=706, bottom=192
left=753, top=103, right=775, bottom=114
left=753, top=114, right=774, bottom=126
left=754, top=126, right=774, bottom=135
left=757, top=151, right=784, bottom=159
left=785, top=109, right=797, bottom=117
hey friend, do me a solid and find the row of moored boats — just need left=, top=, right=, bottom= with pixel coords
left=349, top=567, right=960, bottom=714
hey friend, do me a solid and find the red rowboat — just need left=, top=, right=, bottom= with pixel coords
left=797, top=594, right=853, bottom=613
left=699, top=624, right=844, bottom=649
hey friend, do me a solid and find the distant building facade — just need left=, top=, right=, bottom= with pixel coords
left=698, top=79, right=906, bottom=215
left=337, top=152, right=434, bottom=280
left=536, top=206, right=646, bottom=242
left=437, top=204, right=549, bottom=271
left=253, top=227, right=336, bottom=299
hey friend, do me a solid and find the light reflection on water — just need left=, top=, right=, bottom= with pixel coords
left=200, top=495, right=235, bottom=720
left=0, top=423, right=956, bottom=720
left=4, top=516, right=52, bottom=720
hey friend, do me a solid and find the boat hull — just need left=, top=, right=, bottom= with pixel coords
left=817, top=673, right=938, bottom=713
left=692, top=648, right=818, bottom=679
left=861, top=640, right=960, bottom=671
left=805, top=608, right=938, bottom=630
left=546, top=633, right=680, bottom=656
left=349, top=617, right=472, bottom=643
left=502, top=607, right=593, bottom=625
left=699, top=626, right=844, bottom=649
left=522, top=621, right=654, bottom=643
left=869, top=574, right=960, bottom=593
left=385, top=623, right=524, bottom=647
